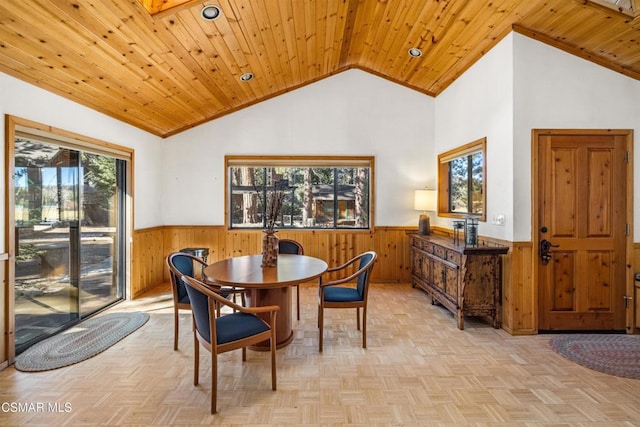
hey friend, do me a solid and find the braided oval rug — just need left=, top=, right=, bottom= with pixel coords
left=549, top=334, right=640, bottom=380
left=15, top=311, right=149, bottom=372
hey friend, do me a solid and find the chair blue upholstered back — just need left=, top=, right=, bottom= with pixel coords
left=171, top=254, right=194, bottom=304
left=278, top=240, right=303, bottom=255
left=356, top=252, right=375, bottom=298
left=183, top=281, right=212, bottom=343
left=183, top=278, right=271, bottom=346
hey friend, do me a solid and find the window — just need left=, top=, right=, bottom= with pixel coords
left=437, top=137, right=486, bottom=221
left=226, top=156, right=373, bottom=229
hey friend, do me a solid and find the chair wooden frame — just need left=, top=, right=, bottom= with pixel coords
left=278, top=239, right=304, bottom=321
left=317, top=251, right=377, bottom=352
left=182, top=275, right=279, bottom=414
left=166, top=252, right=246, bottom=351
left=166, top=252, right=201, bottom=351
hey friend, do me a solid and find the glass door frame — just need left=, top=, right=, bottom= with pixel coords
left=13, top=145, right=82, bottom=353
left=3, top=115, right=134, bottom=365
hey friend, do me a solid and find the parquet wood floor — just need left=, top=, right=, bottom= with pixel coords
left=1, top=283, right=640, bottom=426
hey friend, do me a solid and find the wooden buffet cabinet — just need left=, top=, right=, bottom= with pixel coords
left=409, top=233, right=509, bottom=330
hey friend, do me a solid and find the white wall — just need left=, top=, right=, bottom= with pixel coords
left=513, top=33, right=640, bottom=241
left=163, top=69, right=436, bottom=226
left=0, top=72, right=164, bottom=239
left=435, top=34, right=515, bottom=241
left=434, top=32, right=640, bottom=243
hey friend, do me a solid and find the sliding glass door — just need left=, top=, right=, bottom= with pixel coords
left=14, top=138, right=125, bottom=353
left=78, top=152, right=124, bottom=316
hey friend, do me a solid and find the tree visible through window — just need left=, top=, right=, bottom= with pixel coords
left=437, top=138, right=486, bottom=221
left=227, top=157, right=373, bottom=229
left=449, top=151, right=483, bottom=214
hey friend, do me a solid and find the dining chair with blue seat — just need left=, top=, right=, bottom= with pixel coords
left=181, top=274, right=279, bottom=414
left=278, top=239, right=304, bottom=320
left=317, top=251, right=377, bottom=352
left=166, top=252, right=202, bottom=351
left=166, top=252, right=245, bottom=351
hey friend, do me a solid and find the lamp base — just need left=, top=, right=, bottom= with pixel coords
left=418, top=214, right=431, bottom=235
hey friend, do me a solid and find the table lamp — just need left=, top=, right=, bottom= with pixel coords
left=414, top=189, right=436, bottom=235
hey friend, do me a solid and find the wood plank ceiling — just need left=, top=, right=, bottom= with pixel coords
left=0, top=0, right=638, bottom=138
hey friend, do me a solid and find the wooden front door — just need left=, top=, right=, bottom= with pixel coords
left=536, top=130, right=631, bottom=331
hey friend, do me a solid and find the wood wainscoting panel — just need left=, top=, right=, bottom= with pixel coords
left=131, top=226, right=414, bottom=297
left=131, top=225, right=544, bottom=335
left=502, top=242, right=535, bottom=335
left=131, top=227, right=165, bottom=298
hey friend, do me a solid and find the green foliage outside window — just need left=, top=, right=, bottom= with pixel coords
left=227, top=158, right=372, bottom=230
left=437, top=138, right=486, bottom=222
left=449, top=152, right=483, bottom=215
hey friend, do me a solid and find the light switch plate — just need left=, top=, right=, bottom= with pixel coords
left=493, top=214, right=505, bottom=226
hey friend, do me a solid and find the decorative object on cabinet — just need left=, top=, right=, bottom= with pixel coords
left=409, top=232, right=508, bottom=330
left=465, top=217, right=479, bottom=246
left=414, top=188, right=437, bottom=235
left=452, top=220, right=465, bottom=246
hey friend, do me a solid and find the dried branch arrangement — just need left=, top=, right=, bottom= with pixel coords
left=264, top=189, right=285, bottom=231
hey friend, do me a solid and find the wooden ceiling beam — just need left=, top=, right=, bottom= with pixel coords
left=338, top=0, right=358, bottom=68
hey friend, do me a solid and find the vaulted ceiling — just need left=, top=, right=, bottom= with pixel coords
left=0, top=0, right=639, bottom=138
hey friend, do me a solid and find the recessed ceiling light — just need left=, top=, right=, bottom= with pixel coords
left=240, top=72, right=254, bottom=82
left=408, top=47, right=422, bottom=58
left=201, top=5, right=221, bottom=21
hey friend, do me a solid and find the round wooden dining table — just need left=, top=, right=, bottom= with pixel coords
left=203, top=254, right=328, bottom=349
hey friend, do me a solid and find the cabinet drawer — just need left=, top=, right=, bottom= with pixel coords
left=433, top=245, right=446, bottom=259
left=446, top=250, right=461, bottom=265
left=412, top=238, right=423, bottom=250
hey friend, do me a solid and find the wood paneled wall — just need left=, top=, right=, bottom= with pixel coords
left=130, top=228, right=640, bottom=334
left=501, top=242, right=535, bottom=335
left=131, top=227, right=166, bottom=298
left=131, top=226, right=413, bottom=298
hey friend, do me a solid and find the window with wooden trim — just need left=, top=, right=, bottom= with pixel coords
left=226, top=156, right=374, bottom=230
left=437, top=138, right=486, bottom=221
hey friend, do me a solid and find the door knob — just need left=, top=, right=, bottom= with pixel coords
left=539, top=239, right=559, bottom=265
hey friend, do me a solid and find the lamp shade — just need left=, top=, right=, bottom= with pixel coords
left=414, top=189, right=436, bottom=211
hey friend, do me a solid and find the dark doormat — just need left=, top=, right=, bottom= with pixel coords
left=549, top=334, right=640, bottom=380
